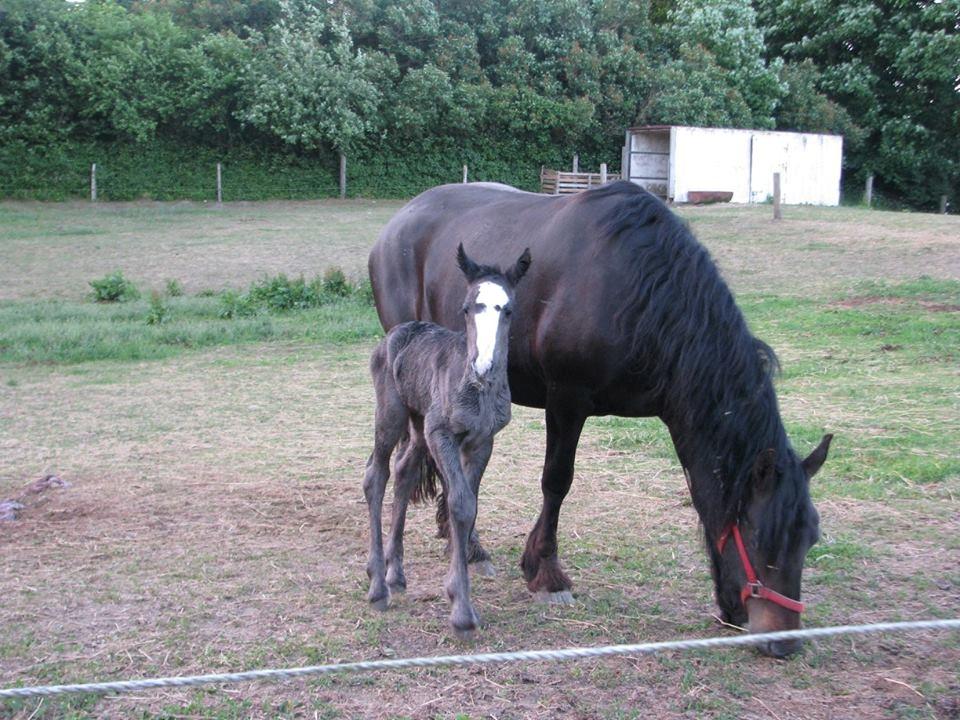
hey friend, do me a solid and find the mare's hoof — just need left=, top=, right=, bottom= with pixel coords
left=369, top=596, right=389, bottom=612
left=533, top=590, right=575, bottom=605
left=471, top=560, right=496, bottom=578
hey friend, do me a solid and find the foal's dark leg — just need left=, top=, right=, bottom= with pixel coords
left=520, top=389, right=589, bottom=603
left=436, top=489, right=492, bottom=569
left=425, top=422, right=480, bottom=638
left=460, top=439, right=495, bottom=576
left=363, top=353, right=408, bottom=611
left=384, top=421, right=426, bottom=592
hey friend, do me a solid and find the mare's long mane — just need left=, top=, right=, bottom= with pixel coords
left=586, top=182, right=806, bottom=559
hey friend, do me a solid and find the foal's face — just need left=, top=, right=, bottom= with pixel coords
left=463, top=278, right=514, bottom=377
left=455, top=242, right=531, bottom=378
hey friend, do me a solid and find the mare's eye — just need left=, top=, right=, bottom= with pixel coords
left=503, top=307, right=512, bottom=317
left=462, top=305, right=469, bottom=314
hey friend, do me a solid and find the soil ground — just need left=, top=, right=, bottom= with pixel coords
left=0, top=199, right=958, bottom=719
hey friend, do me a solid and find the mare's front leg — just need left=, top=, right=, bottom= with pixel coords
left=426, top=423, right=480, bottom=638
left=520, top=388, right=590, bottom=604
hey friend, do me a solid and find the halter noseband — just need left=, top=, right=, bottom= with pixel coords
left=717, top=524, right=805, bottom=614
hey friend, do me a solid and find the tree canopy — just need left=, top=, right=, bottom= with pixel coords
left=0, top=0, right=956, bottom=208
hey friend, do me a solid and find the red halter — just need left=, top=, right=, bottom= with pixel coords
left=717, top=524, right=805, bottom=614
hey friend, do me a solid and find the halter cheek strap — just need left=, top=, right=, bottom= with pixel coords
left=717, top=524, right=805, bottom=614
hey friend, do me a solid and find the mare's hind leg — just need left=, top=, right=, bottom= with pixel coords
left=384, top=420, right=427, bottom=592
left=520, top=388, right=589, bottom=604
left=363, top=349, right=408, bottom=611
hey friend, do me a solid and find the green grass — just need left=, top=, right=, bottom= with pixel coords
left=583, top=281, right=960, bottom=503
left=0, top=291, right=381, bottom=364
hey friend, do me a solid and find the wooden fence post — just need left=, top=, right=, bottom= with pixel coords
left=572, top=154, right=579, bottom=173
left=940, top=195, right=948, bottom=214
left=600, top=163, right=608, bottom=184
left=216, top=163, right=222, bottom=205
left=339, top=153, right=347, bottom=199
left=773, top=172, right=782, bottom=220
left=865, top=174, right=874, bottom=207
left=462, top=165, right=468, bottom=183
left=90, top=163, right=97, bottom=202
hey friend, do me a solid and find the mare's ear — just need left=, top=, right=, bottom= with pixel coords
left=802, top=434, right=833, bottom=479
left=506, top=248, right=532, bottom=286
left=456, top=243, right=481, bottom=281
left=753, top=448, right=777, bottom=493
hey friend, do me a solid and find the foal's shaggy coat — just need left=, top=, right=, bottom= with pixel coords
left=363, top=244, right=530, bottom=637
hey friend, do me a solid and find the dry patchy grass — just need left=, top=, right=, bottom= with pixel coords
left=1, top=199, right=958, bottom=719
left=0, top=200, right=404, bottom=300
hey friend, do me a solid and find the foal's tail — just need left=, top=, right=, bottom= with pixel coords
left=407, top=449, right=450, bottom=540
left=410, top=452, right=440, bottom=504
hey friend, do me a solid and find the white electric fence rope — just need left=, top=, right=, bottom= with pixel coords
left=1, top=619, right=957, bottom=700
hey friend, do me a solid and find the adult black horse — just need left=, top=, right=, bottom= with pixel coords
left=368, top=180, right=832, bottom=657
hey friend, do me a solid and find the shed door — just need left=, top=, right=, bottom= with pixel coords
left=749, top=133, right=790, bottom=204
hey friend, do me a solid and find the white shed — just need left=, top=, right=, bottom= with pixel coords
left=622, top=125, right=843, bottom=205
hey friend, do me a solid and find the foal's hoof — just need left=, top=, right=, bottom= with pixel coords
left=533, top=590, right=575, bottom=605
left=453, top=625, right=478, bottom=642
left=470, top=560, right=496, bottom=578
left=450, top=607, right=481, bottom=640
left=368, top=593, right=390, bottom=612
left=370, top=596, right=389, bottom=612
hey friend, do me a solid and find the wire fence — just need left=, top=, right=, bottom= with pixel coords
left=2, top=619, right=958, bottom=701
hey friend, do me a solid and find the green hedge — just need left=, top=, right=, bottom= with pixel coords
left=0, top=138, right=614, bottom=201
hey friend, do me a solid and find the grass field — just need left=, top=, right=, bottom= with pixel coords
left=0, top=198, right=958, bottom=719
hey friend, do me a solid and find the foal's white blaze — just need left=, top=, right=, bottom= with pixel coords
left=472, top=281, right=509, bottom=376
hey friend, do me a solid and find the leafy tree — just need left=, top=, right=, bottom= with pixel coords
left=242, top=2, right=385, bottom=158
left=663, top=0, right=784, bottom=128
left=176, top=32, right=252, bottom=139
left=0, top=0, right=85, bottom=144
left=639, top=45, right=755, bottom=128
left=127, top=0, right=282, bottom=37
left=756, top=0, right=959, bottom=208
left=49, top=2, right=201, bottom=143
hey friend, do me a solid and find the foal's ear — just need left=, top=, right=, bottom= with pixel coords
left=456, top=243, right=481, bottom=280
left=753, top=448, right=777, bottom=492
left=802, top=434, right=833, bottom=479
left=506, top=248, right=532, bottom=286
